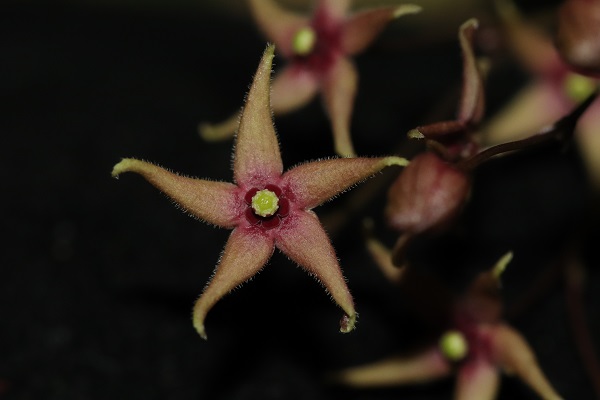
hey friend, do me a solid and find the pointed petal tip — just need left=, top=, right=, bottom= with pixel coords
left=193, top=318, right=208, bottom=340
left=492, top=251, right=513, bottom=279
left=340, top=312, right=357, bottom=333
left=407, top=129, right=425, bottom=139
left=393, top=4, right=422, bottom=18
left=264, top=42, right=276, bottom=62
left=111, top=158, right=138, bottom=178
left=461, top=17, right=479, bottom=30
left=384, top=156, right=410, bottom=167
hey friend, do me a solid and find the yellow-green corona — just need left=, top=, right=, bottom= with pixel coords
left=292, top=26, right=317, bottom=56
left=564, top=72, right=597, bottom=102
left=439, top=330, right=469, bottom=362
left=251, top=189, right=280, bottom=217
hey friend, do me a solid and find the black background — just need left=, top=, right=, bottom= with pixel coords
left=2, top=0, right=599, bottom=399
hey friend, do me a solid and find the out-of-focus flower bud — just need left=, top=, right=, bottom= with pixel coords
left=556, top=0, right=600, bottom=77
left=385, top=152, right=471, bottom=235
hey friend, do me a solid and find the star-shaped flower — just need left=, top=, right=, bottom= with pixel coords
left=484, top=0, right=600, bottom=185
left=333, top=253, right=564, bottom=400
left=199, top=0, right=421, bottom=157
left=112, top=45, right=408, bottom=339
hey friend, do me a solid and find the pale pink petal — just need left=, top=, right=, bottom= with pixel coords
left=332, top=347, right=451, bottom=387
left=271, top=64, right=319, bottom=115
left=321, top=57, right=359, bottom=157
left=248, top=0, right=310, bottom=58
left=491, top=323, right=564, bottom=400
left=455, top=359, right=499, bottom=400
left=192, top=227, right=275, bottom=339
left=275, top=210, right=355, bottom=332
left=198, top=111, right=240, bottom=142
left=112, top=158, right=241, bottom=228
left=318, top=0, right=351, bottom=20
left=576, top=99, right=600, bottom=187
left=341, top=5, right=421, bottom=56
left=457, top=18, right=485, bottom=124
left=495, top=0, right=565, bottom=77
left=363, top=220, right=406, bottom=283
left=234, top=45, right=284, bottom=185
left=482, top=81, right=570, bottom=145
left=283, top=156, right=408, bottom=210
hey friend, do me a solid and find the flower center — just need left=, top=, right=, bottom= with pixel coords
left=439, top=330, right=469, bottom=362
left=564, top=72, right=597, bottom=102
left=292, top=26, right=317, bottom=56
left=251, top=189, right=279, bottom=217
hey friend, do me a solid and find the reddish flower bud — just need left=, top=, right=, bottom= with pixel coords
left=385, top=152, right=471, bottom=235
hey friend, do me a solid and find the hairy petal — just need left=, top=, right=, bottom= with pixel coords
left=234, top=44, right=284, bottom=185
left=342, top=5, right=421, bottom=55
left=491, top=324, right=564, bottom=400
left=455, top=359, right=499, bottom=400
left=283, top=156, right=409, bottom=210
left=321, top=57, right=359, bottom=157
left=248, top=0, right=309, bottom=58
left=332, top=347, right=451, bottom=387
left=193, top=227, right=274, bottom=340
left=457, top=18, right=485, bottom=124
left=275, top=210, right=355, bottom=332
left=271, top=64, right=319, bottom=115
left=112, top=158, right=240, bottom=228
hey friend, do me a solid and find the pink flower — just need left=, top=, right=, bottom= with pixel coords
left=384, top=17, right=596, bottom=265
left=112, top=45, right=408, bottom=339
left=485, top=0, right=600, bottom=185
left=333, top=253, right=564, bottom=400
left=199, top=0, right=421, bottom=157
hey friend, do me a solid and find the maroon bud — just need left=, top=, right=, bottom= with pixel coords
left=556, top=0, right=600, bottom=77
left=385, top=152, right=471, bottom=235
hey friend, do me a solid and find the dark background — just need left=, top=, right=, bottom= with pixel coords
left=2, top=0, right=599, bottom=399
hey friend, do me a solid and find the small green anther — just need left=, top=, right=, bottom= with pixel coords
left=564, top=73, right=597, bottom=102
left=251, top=189, right=280, bottom=217
left=292, top=26, right=317, bottom=56
left=439, top=330, right=469, bottom=362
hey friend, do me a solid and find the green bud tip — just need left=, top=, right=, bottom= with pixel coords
left=407, top=129, right=425, bottom=139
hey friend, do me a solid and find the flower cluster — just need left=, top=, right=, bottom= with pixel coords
left=112, top=0, right=600, bottom=398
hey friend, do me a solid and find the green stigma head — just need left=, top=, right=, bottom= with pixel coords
left=564, top=72, right=597, bottom=102
left=292, top=26, right=317, bottom=56
left=439, top=330, right=469, bottom=362
left=251, top=189, right=280, bottom=217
